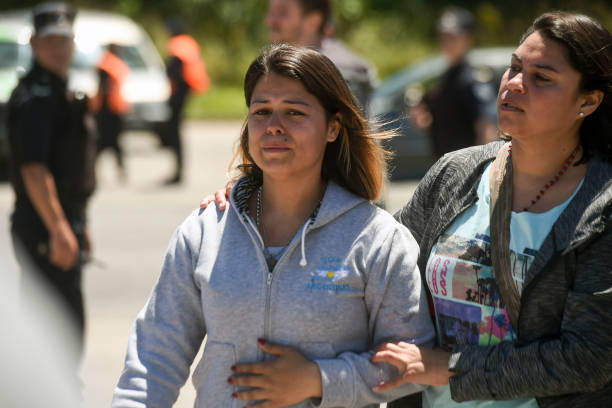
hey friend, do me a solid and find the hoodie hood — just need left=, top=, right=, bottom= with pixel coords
left=229, top=176, right=368, bottom=268
left=230, top=176, right=367, bottom=228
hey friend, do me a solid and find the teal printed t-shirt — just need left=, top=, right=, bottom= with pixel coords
left=422, top=162, right=583, bottom=408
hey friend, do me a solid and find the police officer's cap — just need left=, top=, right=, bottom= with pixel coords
left=437, top=7, right=476, bottom=34
left=32, top=2, right=76, bottom=37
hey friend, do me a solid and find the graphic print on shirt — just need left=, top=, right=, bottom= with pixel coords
left=427, top=233, right=536, bottom=350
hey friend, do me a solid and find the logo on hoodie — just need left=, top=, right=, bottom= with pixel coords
left=306, top=257, right=358, bottom=294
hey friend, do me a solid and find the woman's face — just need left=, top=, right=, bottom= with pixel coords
left=497, top=30, right=586, bottom=144
left=247, top=72, right=339, bottom=181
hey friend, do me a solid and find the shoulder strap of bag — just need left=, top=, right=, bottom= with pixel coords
left=489, top=142, right=521, bottom=329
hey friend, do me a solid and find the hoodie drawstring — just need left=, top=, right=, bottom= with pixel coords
left=299, top=219, right=314, bottom=267
left=245, top=210, right=313, bottom=267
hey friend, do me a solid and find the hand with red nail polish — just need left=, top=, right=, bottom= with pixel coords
left=227, top=339, right=322, bottom=407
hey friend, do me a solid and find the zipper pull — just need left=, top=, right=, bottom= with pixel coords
left=267, top=272, right=273, bottom=287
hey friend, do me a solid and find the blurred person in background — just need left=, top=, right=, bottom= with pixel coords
left=266, top=0, right=378, bottom=112
left=90, top=43, right=130, bottom=182
left=162, top=16, right=210, bottom=185
left=6, top=2, right=96, bottom=364
left=411, top=7, right=497, bottom=159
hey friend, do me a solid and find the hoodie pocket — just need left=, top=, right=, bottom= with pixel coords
left=192, top=340, right=237, bottom=407
left=297, top=341, right=336, bottom=360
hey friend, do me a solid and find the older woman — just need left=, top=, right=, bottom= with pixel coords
left=378, top=11, right=612, bottom=408
left=112, top=44, right=434, bottom=408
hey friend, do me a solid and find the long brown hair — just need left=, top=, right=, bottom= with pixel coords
left=521, top=11, right=612, bottom=163
left=231, top=43, right=390, bottom=201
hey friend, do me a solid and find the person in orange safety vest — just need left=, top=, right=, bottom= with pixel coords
left=90, top=43, right=130, bottom=180
left=162, top=17, right=210, bottom=185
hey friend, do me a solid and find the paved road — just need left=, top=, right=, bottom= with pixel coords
left=0, top=120, right=419, bottom=407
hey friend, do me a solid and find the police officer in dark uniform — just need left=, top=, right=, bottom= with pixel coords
left=411, top=7, right=497, bottom=159
left=6, top=2, right=96, bottom=360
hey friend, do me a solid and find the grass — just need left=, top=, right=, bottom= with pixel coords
left=180, top=19, right=438, bottom=120
left=182, top=19, right=436, bottom=120
left=185, top=85, right=247, bottom=120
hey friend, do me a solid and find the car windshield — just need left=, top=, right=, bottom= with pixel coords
left=72, top=43, right=148, bottom=70
left=0, top=41, right=22, bottom=69
left=117, top=45, right=147, bottom=69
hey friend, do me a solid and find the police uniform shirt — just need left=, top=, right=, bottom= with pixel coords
left=424, top=59, right=491, bottom=159
left=7, top=61, right=97, bottom=219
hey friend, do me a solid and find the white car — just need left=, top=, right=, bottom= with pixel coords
left=70, top=10, right=171, bottom=129
left=0, top=9, right=171, bottom=131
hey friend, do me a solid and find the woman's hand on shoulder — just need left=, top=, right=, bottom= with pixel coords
left=371, top=341, right=453, bottom=391
left=199, top=180, right=234, bottom=210
left=228, top=339, right=322, bottom=407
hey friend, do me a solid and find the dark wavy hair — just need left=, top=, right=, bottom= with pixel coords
left=231, top=43, right=390, bottom=201
left=520, top=11, right=612, bottom=163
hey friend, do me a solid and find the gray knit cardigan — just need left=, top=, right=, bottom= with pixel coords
left=392, top=141, right=612, bottom=407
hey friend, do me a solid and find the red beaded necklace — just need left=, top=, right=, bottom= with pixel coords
left=508, top=143, right=581, bottom=212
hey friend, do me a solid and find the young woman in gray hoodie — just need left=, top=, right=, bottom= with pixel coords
left=112, top=44, right=434, bottom=408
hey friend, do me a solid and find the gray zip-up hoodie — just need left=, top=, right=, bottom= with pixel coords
left=112, top=178, right=435, bottom=408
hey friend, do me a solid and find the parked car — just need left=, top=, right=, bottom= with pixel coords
left=0, top=9, right=171, bottom=177
left=70, top=11, right=172, bottom=130
left=369, top=47, right=514, bottom=180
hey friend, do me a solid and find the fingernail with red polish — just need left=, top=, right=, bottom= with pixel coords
left=227, top=377, right=233, bottom=384
left=231, top=365, right=236, bottom=371
left=231, top=392, right=237, bottom=398
left=257, top=338, right=266, bottom=345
